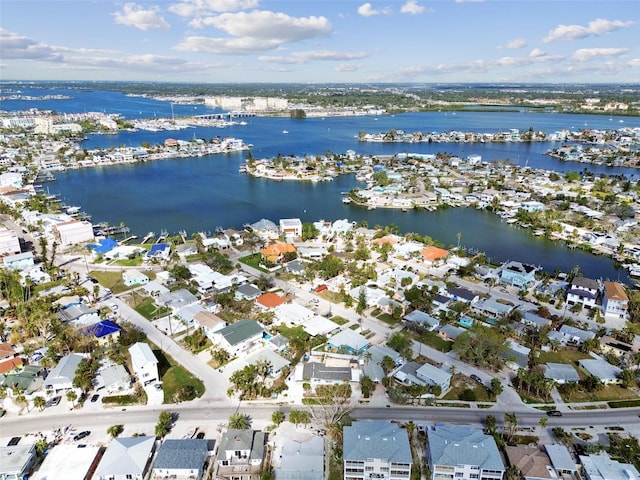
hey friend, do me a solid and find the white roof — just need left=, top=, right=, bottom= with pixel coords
left=32, top=444, right=100, bottom=480
left=275, top=303, right=315, bottom=325
left=128, top=342, right=158, bottom=369
left=301, top=316, right=340, bottom=337
left=94, top=436, right=155, bottom=478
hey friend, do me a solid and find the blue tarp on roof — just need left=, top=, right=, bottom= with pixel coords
left=82, top=319, right=121, bottom=338
left=147, top=243, right=170, bottom=257
left=87, top=237, right=117, bottom=254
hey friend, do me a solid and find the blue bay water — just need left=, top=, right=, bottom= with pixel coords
left=4, top=85, right=636, bottom=283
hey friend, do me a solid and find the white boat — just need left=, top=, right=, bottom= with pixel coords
left=182, top=427, right=198, bottom=439
left=342, top=197, right=352, bottom=204
left=282, top=130, right=289, bottom=134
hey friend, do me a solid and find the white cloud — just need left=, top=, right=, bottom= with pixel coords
left=495, top=56, right=531, bottom=67
left=194, top=11, right=331, bottom=42
left=529, top=48, right=545, bottom=58
left=113, top=3, right=170, bottom=31
left=543, top=18, right=634, bottom=43
left=572, top=47, right=628, bottom=62
left=335, top=63, right=361, bottom=72
left=505, top=38, right=526, bottom=49
left=169, top=0, right=259, bottom=17
left=628, top=59, right=640, bottom=68
left=0, top=29, right=62, bottom=61
left=455, top=0, right=484, bottom=3
left=357, top=3, right=391, bottom=17
left=175, top=35, right=280, bottom=54
left=400, top=1, right=425, bottom=15
left=259, top=50, right=367, bottom=64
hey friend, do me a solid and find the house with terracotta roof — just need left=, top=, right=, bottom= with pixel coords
left=0, top=342, right=22, bottom=375
left=420, top=246, right=449, bottom=264
left=256, top=292, right=287, bottom=310
left=260, top=242, right=296, bottom=265
left=602, top=281, right=628, bottom=319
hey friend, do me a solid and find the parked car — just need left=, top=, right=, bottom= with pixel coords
left=8, top=437, right=21, bottom=446
left=546, top=410, right=563, bottom=417
left=470, top=374, right=483, bottom=384
left=90, top=394, right=100, bottom=403
left=73, top=431, right=91, bottom=441
left=46, top=396, right=61, bottom=407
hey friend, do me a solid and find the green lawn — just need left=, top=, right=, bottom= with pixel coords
left=239, top=254, right=269, bottom=272
left=89, top=270, right=127, bottom=293
left=133, top=296, right=170, bottom=320
left=536, top=349, right=591, bottom=364
left=151, top=345, right=205, bottom=403
left=561, top=384, right=639, bottom=403
left=418, top=331, right=452, bottom=353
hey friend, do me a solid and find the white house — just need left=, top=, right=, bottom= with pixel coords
left=94, top=436, right=156, bottom=480
left=43, top=353, right=84, bottom=392
left=51, top=220, right=94, bottom=246
left=0, top=227, right=21, bottom=256
left=602, top=281, right=629, bottom=319
left=279, top=218, right=303, bottom=238
left=128, top=342, right=159, bottom=386
left=122, top=269, right=150, bottom=287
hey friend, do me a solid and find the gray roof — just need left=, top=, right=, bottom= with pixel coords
left=250, top=218, right=278, bottom=232
left=427, top=425, right=504, bottom=472
left=578, top=359, right=622, bottom=381
left=362, top=363, right=385, bottom=382
left=367, top=344, right=403, bottom=366
left=571, top=277, right=600, bottom=290
left=439, top=325, right=466, bottom=340
left=218, top=319, right=264, bottom=346
left=302, top=362, right=352, bottom=382
left=472, top=297, right=514, bottom=316
left=559, top=325, right=596, bottom=342
left=544, top=363, right=580, bottom=383
left=219, top=430, right=265, bottom=461
left=153, top=439, right=208, bottom=470
left=58, top=303, right=98, bottom=323
left=44, top=354, right=84, bottom=387
left=416, top=363, right=452, bottom=387
left=236, top=283, right=262, bottom=298
left=545, top=444, right=577, bottom=473
left=94, top=436, right=156, bottom=478
left=343, top=421, right=412, bottom=464
left=403, top=310, right=439, bottom=328
left=579, top=452, right=640, bottom=480
left=328, top=329, right=368, bottom=351
left=158, top=288, right=198, bottom=309
left=100, top=364, right=130, bottom=387
left=277, top=436, right=324, bottom=480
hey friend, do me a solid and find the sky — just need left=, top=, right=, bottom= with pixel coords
left=1, top=0, right=639, bottom=84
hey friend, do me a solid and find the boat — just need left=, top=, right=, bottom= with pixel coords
left=182, top=427, right=198, bottom=439
left=342, top=197, right=352, bottom=204
left=282, top=130, right=289, bottom=134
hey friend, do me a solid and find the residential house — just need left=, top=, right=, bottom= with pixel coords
left=256, top=292, right=287, bottom=310
left=427, top=424, right=505, bottom=480
left=600, top=335, right=637, bottom=359
left=566, top=277, right=600, bottom=309
left=274, top=302, right=315, bottom=326
left=343, top=420, right=412, bottom=480
left=505, top=445, right=554, bottom=480
left=0, top=342, right=22, bottom=375
left=81, top=319, right=121, bottom=347
left=499, top=261, right=537, bottom=288
left=228, top=347, right=290, bottom=377
left=193, top=311, right=227, bottom=340
left=0, top=227, right=21, bottom=256
left=602, top=281, right=629, bottom=319
left=544, top=445, right=579, bottom=478
left=327, top=329, right=369, bottom=354
left=504, top=341, right=531, bottom=370
left=212, top=319, right=264, bottom=356
left=438, top=325, right=466, bottom=342
left=96, top=364, right=131, bottom=394
left=472, top=298, right=514, bottom=320
left=578, top=358, right=622, bottom=384
left=446, top=286, right=479, bottom=304
left=93, top=436, right=156, bottom=480
left=394, top=361, right=451, bottom=392
left=146, top=242, right=172, bottom=261
left=276, top=436, right=324, bottom=480
left=128, top=342, right=159, bottom=386
left=558, top=325, right=595, bottom=345
left=579, top=452, right=640, bottom=480
left=44, top=353, right=84, bottom=392
left=151, top=439, right=210, bottom=480
left=521, top=311, right=553, bottom=330
left=3, top=251, right=34, bottom=270
left=0, top=365, right=44, bottom=398
left=0, top=444, right=37, bottom=480
left=299, top=359, right=359, bottom=386
left=235, top=284, right=262, bottom=301
left=31, top=444, right=101, bottom=480
left=544, top=363, right=580, bottom=385
left=157, top=288, right=198, bottom=312
left=403, top=310, right=440, bottom=331
left=122, top=269, right=150, bottom=287
left=58, top=303, right=101, bottom=325
left=216, top=429, right=266, bottom=480
left=260, top=243, right=296, bottom=265
left=420, top=246, right=449, bottom=264
left=348, top=285, right=386, bottom=308
left=249, top=218, right=279, bottom=240
left=279, top=218, right=303, bottom=238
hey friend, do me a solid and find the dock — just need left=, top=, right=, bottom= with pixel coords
left=141, top=232, right=155, bottom=244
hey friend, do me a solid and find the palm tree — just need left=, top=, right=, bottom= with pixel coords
left=229, top=412, right=251, bottom=429
left=33, top=396, right=46, bottom=411
left=504, top=412, right=518, bottom=443
left=271, top=410, right=285, bottom=427
left=484, top=414, right=497, bottom=435
left=66, top=390, right=78, bottom=408
left=538, top=417, right=548, bottom=436
left=107, top=424, right=124, bottom=438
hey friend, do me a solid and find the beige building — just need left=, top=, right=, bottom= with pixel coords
left=52, top=220, right=94, bottom=246
left=0, top=227, right=21, bottom=256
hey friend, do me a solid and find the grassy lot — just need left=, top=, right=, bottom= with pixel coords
left=417, top=331, right=452, bottom=353
left=89, top=270, right=128, bottom=293
left=151, top=344, right=205, bottom=403
left=330, top=316, right=349, bottom=326
left=443, top=375, right=494, bottom=402
left=376, top=312, right=400, bottom=326
left=239, top=254, right=269, bottom=272
left=536, top=349, right=591, bottom=364
left=609, top=399, right=640, bottom=408
left=560, top=384, right=639, bottom=403
left=131, top=294, right=170, bottom=320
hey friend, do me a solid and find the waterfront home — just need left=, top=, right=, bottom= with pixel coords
left=343, top=421, right=412, bottom=480
left=43, top=353, right=84, bottom=392
left=279, top=218, right=303, bottom=238
left=151, top=439, right=209, bottom=480
left=566, top=277, right=601, bottom=309
left=248, top=218, right=279, bottom=240
left=93, top=436, right=156, bottom=480
left=0, top=227, right=21, bottom=255
left=602, top=281, right=629, bottom=319
left=578, top=358, right=622, bottom=384
left=427, top=425, right=505, bottom=480
left=579, top=452, right=640, bottom=480
left=544, top=362, right=580, bottom=385
left=216, top=429, right=266, bottom=480
left=499, top=261, right=537, bottom=288
left=276, top=436, right=324, bottom=480
left=52, top=220, right=94, bottom=246
left=212, top=319, right=264, bottom=356
left=420, top=246, right=449, bottom=264
left=122, top=269, right=150, bottom=287
left=146, top=242, right=171, bottom=261
left=128, top=342, right=159, bottom=386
